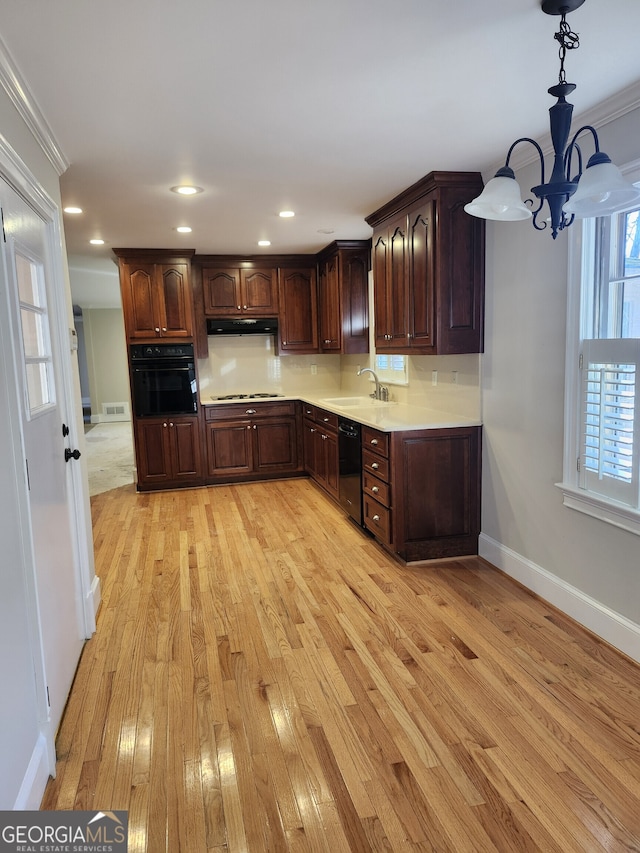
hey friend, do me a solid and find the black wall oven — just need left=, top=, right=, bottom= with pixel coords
left=130, top=343, right=197, bottom=417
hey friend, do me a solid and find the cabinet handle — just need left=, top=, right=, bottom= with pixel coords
left=245, top=408, right=257, bottom=414
left=321, top=434, right=327, bottom=440
left=323, top=417, right=330, bottom=422
left=370, top=438, right=378, bottom=446
left=310, top=428, right=316, bottom=432
left=371, top=462, right=379, bottom=470
left=372, top=514, right=380, bottom=522
left=372, top=486, right=379, bottom=494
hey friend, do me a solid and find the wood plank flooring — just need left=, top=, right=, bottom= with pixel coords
left=42, top=478, right=640, bottom=851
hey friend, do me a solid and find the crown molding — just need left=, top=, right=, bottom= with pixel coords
left=492, top=79, right=640, bottom=175
left=0, top=34, right=69, bottom=176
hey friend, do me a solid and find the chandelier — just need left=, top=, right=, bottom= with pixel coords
left=464, top=0, right=640, bottom=239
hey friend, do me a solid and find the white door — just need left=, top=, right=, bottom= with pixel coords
left=1, top=180, right=85, bottom=735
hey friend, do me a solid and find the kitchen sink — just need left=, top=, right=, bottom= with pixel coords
left=320, top=396, right=395, bottom=408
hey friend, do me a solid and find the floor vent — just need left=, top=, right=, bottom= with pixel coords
left=100, top=401, right=130, bottom=422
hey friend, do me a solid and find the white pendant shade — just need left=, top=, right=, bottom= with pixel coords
left=563, top=161, right=640, bottom=218
left=464, top=176, right=532, bottom=221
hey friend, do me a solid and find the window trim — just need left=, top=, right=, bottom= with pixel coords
left=556, top=158, right=640, bottom=534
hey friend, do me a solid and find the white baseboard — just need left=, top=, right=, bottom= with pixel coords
left=479, top=533, right=640, bottom=664
left=13, top=732, right=51, bottom=810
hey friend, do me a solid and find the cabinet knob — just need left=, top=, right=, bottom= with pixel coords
left=321, top=434, right=327, bottom=440
left=372, top=514, right=380, bottom=522
left=163, top=422, right=168, bottom=428
left=162, top=327, right=167, bottom=332
left=371, top=462, right=379, bottom=470
left=253, top=424, right=257, bottom=429
left=370, top=438, right=378, bottom=445
left=155, top=327, right=161, bottom=333
left=169, top=422, right=174, bottom=427
left=243, top=305, right=248, bottom=309
left=247, top=425, right=251, bottom=430
left=310, top=428, right=316, bottom=432
left=323, top=417, right=330, bottom=422
left=237, top=305, right=241, bottom=310
left=245, top=408, right=257, bottom=414
left=372, top=486, right=379, bottom=494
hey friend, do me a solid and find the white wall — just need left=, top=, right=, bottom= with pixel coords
left=82, top=307, right=130, bottom=420
left=480, top=106, right=640, bottom=660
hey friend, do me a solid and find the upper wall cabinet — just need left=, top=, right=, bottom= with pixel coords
left=278, top=265, right=319, bottom=354
left=202, top=266, right=278, bottom=316
left=317, top=240, right=370, bottom=355
left=114, top=249, right=195, bottom=341
left=366, top=172, right=485, bottom=355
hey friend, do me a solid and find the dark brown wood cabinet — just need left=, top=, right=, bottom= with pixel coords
left=362, top=423, right=481, bottom=561
left=134, top=416, right=203, bottom=489
left=204, top=401, right=302, bottom=482
left=114, top=250, right=195, bottom=341
left=202, top=266, right=278, bottom=316
left=367, top=172, right=485, bottom=355
left=278, top=266, right=319, bottom=354
left=317, top=241, right=370, bottom=354
left=302, top=405, right=339, bottom=500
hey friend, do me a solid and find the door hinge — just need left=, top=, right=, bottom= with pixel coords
left=1, top=208, right=5, bottom=243
left=577, top=456, right=581, bottom=473
left=579, top=352, right=583, bottom=370
left=25, top=458, right=30, bottom=490
left=46, top=685, right=50, bottom=708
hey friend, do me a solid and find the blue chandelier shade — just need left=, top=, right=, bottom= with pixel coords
left=464, top=2, right=640, bottom=239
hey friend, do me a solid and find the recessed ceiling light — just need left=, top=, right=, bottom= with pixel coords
left=89, top=239, right=105, bottom=245
left=257, top=240, right=271, bottom=247
left=63, top=206, right=83, bottom=214
left=171, top=185, right=203, bottom=195
left=279, top=210, right=295, bottom=218
left=176, top=226, right=192, bottom=233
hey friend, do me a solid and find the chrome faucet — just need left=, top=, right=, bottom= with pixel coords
left=357, top=367, right=388, bottom=401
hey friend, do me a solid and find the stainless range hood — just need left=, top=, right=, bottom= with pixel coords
left=206, top=317, right=278, bottom=336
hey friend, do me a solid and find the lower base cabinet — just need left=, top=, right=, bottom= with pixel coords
left=302, top=406, right=339, bottom=500
left=135, top=416, right=203, bottom=490
left=204, top=401, right=302, bottom=482
left=362, top=425, right=481, bottom=562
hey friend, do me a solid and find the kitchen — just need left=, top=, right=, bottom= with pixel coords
left=0, top=0, right=640, bottom=846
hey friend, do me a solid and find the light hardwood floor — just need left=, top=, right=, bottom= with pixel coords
left=42, top=478, right=640, bottom=851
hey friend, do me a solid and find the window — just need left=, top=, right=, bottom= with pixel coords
left=374, top=353, right=408, bottom=386
left=16, top=250, right=55, bottom=415
left=560, top=165, right=640, bottom=533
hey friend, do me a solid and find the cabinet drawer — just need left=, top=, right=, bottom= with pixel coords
left=362, top=426, right=389, bottom=457
left=363, top=495, right=391, bottom=545
left=362, top=449, right=390, bottom=482
left=204, top=401, right=295, bottom=421
left=362, top=471, right=390, bottom=507
left=314, top=408, right=338, bottom=431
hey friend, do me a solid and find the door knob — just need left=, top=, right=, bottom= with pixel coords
left=62, top=423, right=70, bottom=437
left=64, top=448, right=81, bottom=462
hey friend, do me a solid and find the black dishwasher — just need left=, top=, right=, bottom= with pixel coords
left=338, top=418, right=363, bottom=526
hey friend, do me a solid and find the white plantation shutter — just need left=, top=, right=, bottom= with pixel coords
left=580, top=338, right=640, bottom=507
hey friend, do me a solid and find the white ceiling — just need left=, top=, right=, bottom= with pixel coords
left=1, top=0, right=640, bottom=308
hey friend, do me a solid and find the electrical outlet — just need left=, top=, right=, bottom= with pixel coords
left=452, top=370, right=458, bottom=384
left=311, top=363, right=317, bottom=375
left=432, top=370, right=438, bottom=386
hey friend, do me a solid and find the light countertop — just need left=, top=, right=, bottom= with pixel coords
left=202, top=393, right=481, bottom=432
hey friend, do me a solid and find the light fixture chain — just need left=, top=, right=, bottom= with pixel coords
left=555, top=12, right=580, bottom=84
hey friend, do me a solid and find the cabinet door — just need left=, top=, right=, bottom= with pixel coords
left=319, top=256, right=341, bottom=352
left=303, top=419, right=318, bottom=477
left=278, top=267, right=319, bottom=353
left=407, top=201, right=435, bottom=352
left=341, top=249, right=369, bottom=355
left=122, top=263, right=159, bottom=339
left=253, top=418, right=298, bottom=473
left=168, top=418, right=202, bottom=480
left=241, top=268, right=278, bottom=314
left=373, top=216, right=409, bottom=351
left=135, top=419, right=172, bottom=486
left=206, top=420, right=253, bottom=476
left=202, top=268, right=241, bottom=315
left=322, top=429, right=339, bottom=499
left=158, top=264, right=192, bottom=337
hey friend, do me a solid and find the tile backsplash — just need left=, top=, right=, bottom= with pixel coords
left=198, top=336, right=481, bottom=420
